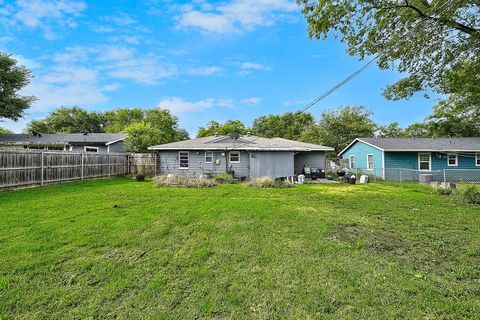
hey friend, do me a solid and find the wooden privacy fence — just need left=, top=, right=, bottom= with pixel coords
left=0, top=149, right=157, bottom=189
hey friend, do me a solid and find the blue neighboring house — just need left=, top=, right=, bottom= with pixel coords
left=338, top=138, right=480, bottom=180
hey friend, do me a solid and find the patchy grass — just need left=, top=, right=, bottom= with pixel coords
left=0, top=179, right=479, bottom=319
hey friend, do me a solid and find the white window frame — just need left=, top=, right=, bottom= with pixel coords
left=84, top=146, right=99, bottom=153
left=349, top=155, right=356, bottom=170
left=229, top=151, right=240, bottom=164
left=205, top=151, right=213, bottom=163
left=367, top=154, right=374, bottom=170
left=418, top=152, right=431, bottom=171
left=179, top=151, right=189, bottom=169
left=447, top=153, right=458, bottom=167
left=476, top=153, right=480, bottom=167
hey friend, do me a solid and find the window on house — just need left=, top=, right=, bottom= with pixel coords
left=447, top=153, right=458, bottom=166
left=419, top=153, right=431, bottom=171
left=367, top=154, right=374, bottom=170
left=179, top=151, right=189, bottom=169
left=205, top=151, right=213, bottom=163
left=349, top=155, right=356, bottom=170
left=84, top=146, right=99, bottom=153
left=229, top=151, right=240, bottom=163
left=476, top=153, right=480, bottom=167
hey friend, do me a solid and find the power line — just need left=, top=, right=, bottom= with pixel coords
left=229, top=0, right=457, bottom=151
left=298, top=0, right=456, bottom=113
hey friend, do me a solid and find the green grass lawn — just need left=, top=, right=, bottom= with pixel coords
left=1, top=179, right=479, bottom=319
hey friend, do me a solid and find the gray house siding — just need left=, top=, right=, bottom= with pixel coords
left=70, top=144, right=109, bottom=153
left=107, top=141, right=125, bottom=153
left=249, top=152, right=294, bottom=178
left=293, top=152, right=326, bottom=174
left=158, top=150, right=250, bottom=178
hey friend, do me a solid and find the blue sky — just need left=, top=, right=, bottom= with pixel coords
left=0, top=0, right=437, bottom=135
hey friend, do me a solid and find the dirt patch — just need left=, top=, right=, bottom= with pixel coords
left=331, top=225, right=411, bottom=254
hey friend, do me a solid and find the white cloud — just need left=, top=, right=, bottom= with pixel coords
left=176, top=0, right=298, bottom=34
left=92, top=25, right=115, bottom=33
left=158, top=97, right=234, bottom=113
left=240, top=62, right=270, bottom=71
left=13, top=54, right=42, bottom=69
left=5, top=0, right=87, bottom=39
left=52, top=45, right=177, bottom=85
left=188, top=66, right=224, bottom=76
left=238, top=61, right=271, bottom=75
left=241, top=97, right=261, bottom=105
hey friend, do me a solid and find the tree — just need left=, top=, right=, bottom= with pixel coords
left=104, top=108, right=144, bottom=133
left=299, top=1, right=480, bottom=100
left=26, top=106, right=106, bottom=133
left=301, top=106, right=376, bottom=154
left=0, top=53, right=36, bottom=120
left=424, top=60, right=480, bottom=137
left=376, top=122, right=406, bottom=138
left=124, top=122, right=162, bottom=153
left=197, top=120, right=249, bottom=137
left=25, top=107, right=189, bottom=141
left=0, top=127, right=13, bottom=134
left=402, top=123, right=432, bottom=137
left=144, top=109, right=188, bottom=143
left=252, top=112, right=316, bottom=140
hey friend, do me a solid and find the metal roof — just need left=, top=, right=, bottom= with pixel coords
left=0, top=133, right=126, bottom=145
left=148, top=135, right=334, bottom=152
left=339, top=137, right=480, bottom=155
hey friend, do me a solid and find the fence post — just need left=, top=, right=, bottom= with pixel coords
left=41, top=152, right=44, bottom=186
left=443, top=169, right=446, bottom=184
left=108, top=154, right=111, bottom=178
left=154, top=153, right=157, bottom=176
left=81, top=153, right=84, bottom=180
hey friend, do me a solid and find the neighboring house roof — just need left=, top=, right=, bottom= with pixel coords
left=0, top=133, right=126, bottom=146
left=339, top=137, right=480, bottom=155
left=148, top=135, right=334, bottom=152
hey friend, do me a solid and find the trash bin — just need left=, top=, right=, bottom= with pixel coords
left=347, top=175, right=356, bottom=184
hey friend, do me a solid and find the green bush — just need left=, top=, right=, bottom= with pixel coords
left=463, top=186, right=480, bottom=205
left=154, top=175, right=217, bottom=188
left=213, top=172, right=235, bottom=184
left=436, top=188, right=453, bottom=196
left=246, top=177, right=293, bottom=188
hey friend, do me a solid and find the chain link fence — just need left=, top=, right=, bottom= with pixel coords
left=326, top=158, right=480, bottom=183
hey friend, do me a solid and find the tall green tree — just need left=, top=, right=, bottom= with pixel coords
left=301, top=106, right=376, bottom=154
left=376, top=122, right=406, bottom=138
left=124, top=122, right=162, bottom=153
left=197, top=120, right=249, bottom=137
left=103, top=108, right=144, bottom=133
left=0, top=53, right=36, bottom=120
left=299, top=1, right=480, bottom=100
left=425, top=60, right=480, bottom=137
left=0, top=127, right=13, bottom=134
left=26, top=106, right=106, bottom=133
left=252, top=112, right=315, bottom=140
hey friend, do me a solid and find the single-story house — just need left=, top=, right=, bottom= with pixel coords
left=338, top=137, right=480, bottom=180
left=148, top=134, right=334, bottom=179
left=0, top=133, right=126, bottom=153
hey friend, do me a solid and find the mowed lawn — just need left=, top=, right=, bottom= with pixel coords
left=1, top=179, right=480, bottom=319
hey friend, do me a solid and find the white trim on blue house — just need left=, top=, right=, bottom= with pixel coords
left=418, top=152, right=432, bottom=171
left=367, top=154, right=374, bottom=170
left=381, top=150, right=386, bottom=179
left=447, top=153, right=458, bottom=166
left=338, top=138, right=385, bottom=156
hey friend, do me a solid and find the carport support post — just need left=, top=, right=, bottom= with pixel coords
left=108, top=154, right=111, bottom=177
left=40, top=152, right=44, bottom=186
